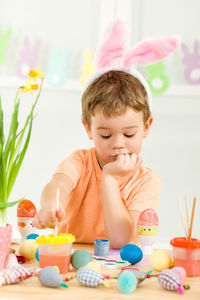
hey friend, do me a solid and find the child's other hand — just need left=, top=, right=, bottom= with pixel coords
left=34, top=206, right=65, bottom=229
left=103, top=153, right=142, bottom=179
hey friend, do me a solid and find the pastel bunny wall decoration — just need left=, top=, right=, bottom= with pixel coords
left=145, top=61, right=169, bottom=94
left=0, top=27, right=12, bottom=64
left=46, top=45, right=69, bottom=88
left=15, top=36, right=41, bottom=78
left=182, top=40, right=200, bottom=85
left=80, top=49, right=95, bottom=87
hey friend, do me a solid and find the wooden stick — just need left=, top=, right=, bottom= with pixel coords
left=185, top=193, right=189, bottom=238
left=178, top=198, right=187, bottom=239
left=188, top=196, right=197, bottom=241
left=54, top=188, right=60, bottom=237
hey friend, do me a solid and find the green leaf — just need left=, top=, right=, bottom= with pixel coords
left=0, top=97, right=4, bottom=146
left=0, top=197, right=24, bottom=208
left=0, top=142, right=7, bottom=202
left=7, top=115, right=33, bottom=198
left=4, top=99, right=19, bottom=166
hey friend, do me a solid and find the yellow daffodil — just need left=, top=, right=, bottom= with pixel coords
left=21, top=79, right=39, bottom=95
left=29, top=66, right=44, bottom=82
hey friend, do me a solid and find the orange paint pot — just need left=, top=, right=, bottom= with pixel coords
left=170, top=237, right=200, bottom=277
left=39, top=254, right=71, bottom=274
left=36, top=233, right=75, bottom=274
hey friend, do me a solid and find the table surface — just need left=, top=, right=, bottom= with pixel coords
left=1, top=243, right=200, bottom=300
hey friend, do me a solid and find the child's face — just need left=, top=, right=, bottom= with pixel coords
left=83, top=107, right=153, bottom=167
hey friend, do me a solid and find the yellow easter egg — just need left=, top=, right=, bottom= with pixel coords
left=19, top=239, right=38, bottom=260
left=150, top=249, right=172, bottom=271
left=86, top=261, right=101, bottom=273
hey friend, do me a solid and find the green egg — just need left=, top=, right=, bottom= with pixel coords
left=71, top=249, right=93, bottom=269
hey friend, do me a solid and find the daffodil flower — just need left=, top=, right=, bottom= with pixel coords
left=21, top=79, right=39, bottom=95
left=29, top=66, right=44, bottom=82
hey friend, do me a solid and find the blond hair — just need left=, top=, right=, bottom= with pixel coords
left=81, top=70, right=151, bottom=127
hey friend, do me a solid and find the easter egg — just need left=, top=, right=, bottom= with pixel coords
left=17, top=200, right=37, bottom=218
left=150, top=249, right=172, bottom=271
left=120, top=244, right=143, bottom=264
left=172, top=267, right=186, bottom=281
left=35, top=247, right=39, bottom=261
left=19, top=239, right=38, bottom=260
left=86, top=261, right=101, bottom=273
left=138, top=209, right=159, bottom=226
left=5, top=253, right=18, bottom=268
left=25, top=233, right=39, bottom=240
left=77, top=267, right=104, bottom=287
left=158, top=269, right=184, bottom=294
left=39, top=266, right=65, bottom=288
left=71, top=249, right=93, bottom=269
left=118, top=270, right=137, bottom=294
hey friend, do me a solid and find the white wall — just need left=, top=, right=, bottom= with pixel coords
left=0, top=0, right=200, bottom=241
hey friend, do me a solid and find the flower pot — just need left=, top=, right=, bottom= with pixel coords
left=0, top=224, right=12, bottom=271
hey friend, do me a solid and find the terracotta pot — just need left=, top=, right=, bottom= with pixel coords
left=0, top=224, right=12, bottom=271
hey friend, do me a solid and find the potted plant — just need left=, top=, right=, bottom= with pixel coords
left=0, top=67, right=44, bottom=271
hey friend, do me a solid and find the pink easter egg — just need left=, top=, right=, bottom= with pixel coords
left=138, top=209, right=158, bottom=226
left=172, top=267, right=187, bottom=281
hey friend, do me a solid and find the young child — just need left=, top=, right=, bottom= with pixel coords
left=34, top=20, right=180, bottom=248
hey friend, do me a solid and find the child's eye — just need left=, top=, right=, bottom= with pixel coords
left=101, top=135, right=111, bottom=139
left=124, top=134, right=135, bottom=138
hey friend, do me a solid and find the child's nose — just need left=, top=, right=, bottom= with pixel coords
left=112, top=135, right=125, bottom=149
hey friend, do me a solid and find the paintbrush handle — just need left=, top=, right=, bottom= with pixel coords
left=188, top=196, right=197, bottom=241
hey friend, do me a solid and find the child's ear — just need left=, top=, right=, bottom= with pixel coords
left=82, top=120, right=93, bottom=140
left=143, top=115, right=153, bottom=138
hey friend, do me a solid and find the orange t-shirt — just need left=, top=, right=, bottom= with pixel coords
left=54, top=147, right=162, bottom=243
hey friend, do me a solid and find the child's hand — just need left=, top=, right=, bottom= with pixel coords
left=103, top=153, right=142, bottom=179
left=34, top=205, right=65, bottom=229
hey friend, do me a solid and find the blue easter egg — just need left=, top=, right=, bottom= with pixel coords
left=118, top=270, right=137, bottom=293
left=35, top=247, right=39, bottom=261
left=25, top=233, right=39, bottom=240
left=120, top=244, right=143, bottom=264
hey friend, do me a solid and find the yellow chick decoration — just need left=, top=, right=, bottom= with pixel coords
left=80, top=49, right=95, bottom=87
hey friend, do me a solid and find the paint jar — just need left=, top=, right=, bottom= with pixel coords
left=94, top=239, right=110, bottom=256
left=170, top=237, right=200, bottom=277
left=36, top=233, right=75, bottom=274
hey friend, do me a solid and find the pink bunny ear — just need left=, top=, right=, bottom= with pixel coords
left=123, top=36, right=181, bottom=68
left=97, top=19, right=128, bottom=69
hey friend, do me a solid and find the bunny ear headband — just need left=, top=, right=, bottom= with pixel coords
left=83, top=19, right=181, bottom=111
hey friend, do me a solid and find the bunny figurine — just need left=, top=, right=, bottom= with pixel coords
left=182, top=40, right=200, bottom=85
left=15, top=36, right=41, bottom=78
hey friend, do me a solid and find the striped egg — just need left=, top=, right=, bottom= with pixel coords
left=158, top=269, right=184, bottom=294
left=77, top=267, right=105, bottom=288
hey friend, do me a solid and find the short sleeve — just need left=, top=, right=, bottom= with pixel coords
left=54, top=150, right=84, bottom=188
left=125, top=171, right=162, bottom=212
